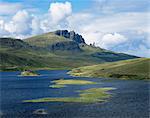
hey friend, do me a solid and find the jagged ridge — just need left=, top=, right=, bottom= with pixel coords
left=54, top=30, right=85, bottom=44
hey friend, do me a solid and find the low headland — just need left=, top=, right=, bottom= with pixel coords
left=69, top=58, right=150, bottom=80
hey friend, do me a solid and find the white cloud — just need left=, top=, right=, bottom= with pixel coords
left=66, top=11, right=149, bottom=57
left=4, top=21, right=15, bottom=33
left=100, top=33, right=127, bottom=48
left=82, top=31, right=127, bottom=49
left=0, top=20, right=9, bottom=35
left=0, top=2, right=72, bottom=37
left=80, top=12, right=148, bottom=33
left=4, top=10, right=32, bottom=35
left=31, top=16, right=43, bottom=35
left=67, top=12, right=148, bottom=37
left=81, top=31, right=103, bottom=45
left=36, top=2, right=72, bottom=32
left=67, top=13, right=93, bottom=32
left=12, top=10, right=31, bottom=23
left=0, top=20, right=4, bottom=29
left=49, top=2, right=72, bottom=25
left=0, top=2, right=22, bottom=15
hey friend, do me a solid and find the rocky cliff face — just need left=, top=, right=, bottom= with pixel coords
left=54, top=30, right=85, bottom=44
left=47, top=41, right=81, bottom=52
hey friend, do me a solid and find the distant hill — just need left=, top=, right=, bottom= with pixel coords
left=0, top=38, right=34, bottom=49
left=0, top=30, right=138, bottom=71
left=69, top=58, right=150, bottom=80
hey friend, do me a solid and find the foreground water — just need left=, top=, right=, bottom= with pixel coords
left=0, top=70, right=149, bottom=118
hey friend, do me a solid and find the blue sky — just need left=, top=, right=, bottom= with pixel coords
left=1, top=0, right=148, bottom=13
left=0, top=0, right=149, bottom=57
left=0, top=0, right=92, bottom=13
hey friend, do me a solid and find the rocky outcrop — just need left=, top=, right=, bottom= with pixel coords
left=54, top=30, right=85, bottom=44
left=47, top=41, right=81, bottom=52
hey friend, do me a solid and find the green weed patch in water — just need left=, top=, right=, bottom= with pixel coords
left=49, top=79, right=97, bottom=88
left=23, top=87, right=115, bottom=103
left=50, top=84, right=66, bottom=88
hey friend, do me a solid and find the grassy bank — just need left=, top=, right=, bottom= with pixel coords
left=69, top=58, right=150, bottom=80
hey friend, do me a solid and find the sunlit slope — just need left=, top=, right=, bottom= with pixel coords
left=0, top=38, right=103, bottom=70
left=69, top=58, right=150, bottom=80
left=25, top=31, right=138, bottom=61
left=25, top=32, right=68, bottom=47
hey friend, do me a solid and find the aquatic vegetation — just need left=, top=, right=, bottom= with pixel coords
left=50, top=84, right=66, bottom=88
left=49, top=79, right=97, bottom=88
left=33, top=109, right=48, bottom=115
left=23, top=87, right=115, bottom=103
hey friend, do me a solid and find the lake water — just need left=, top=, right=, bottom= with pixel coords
left=0, top=70, right=149, bottom=118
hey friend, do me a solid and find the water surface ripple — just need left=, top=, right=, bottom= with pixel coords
left=0, top=70, right=149, bottom=118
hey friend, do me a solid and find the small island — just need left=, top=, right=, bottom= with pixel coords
left=23, top=87, right=116, bottom=103
left=49, top=79, right=97, bottom=88
left=20, top=70, right=39, bottom=76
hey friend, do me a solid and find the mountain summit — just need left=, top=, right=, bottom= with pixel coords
left=54, top=30, right=85, bottom=44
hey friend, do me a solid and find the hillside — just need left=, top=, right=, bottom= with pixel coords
left=24, top=30, right=138, bottom=61
left=0, top=30, right=138, bottom=71
left=69, top=58, right=150, bottom=80
left=25, top=30, right=85, bottom=48
left=25, top=32, right=68, bottom=47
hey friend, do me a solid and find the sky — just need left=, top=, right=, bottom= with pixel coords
left=0, top=0, right=149, bottom=57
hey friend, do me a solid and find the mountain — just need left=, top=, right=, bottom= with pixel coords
left=69, top=58, right=149, bottom=80
left=24, top=30, right=138, bottom=61
left=24, top=30, right=84, bottom=52
left=0, top=30, right=138, bottom=71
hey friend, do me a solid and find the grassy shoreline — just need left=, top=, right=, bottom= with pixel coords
left=68, top=58, right=150, bottom=80
left=0, top=66, right=72, bottom=72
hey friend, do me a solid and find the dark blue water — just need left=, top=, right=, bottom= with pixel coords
left=0, top=70, right=149, bottom=118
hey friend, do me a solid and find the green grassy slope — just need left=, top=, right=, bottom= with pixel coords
left=25, top=32, right=69, bottom=47
left=0, top=40, right=102, bottom=71
left=69, top=58, right=150, bottom=80
left=24, top=32, right=138, bottom=62
left=0, top=47, right=101, bottom=71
